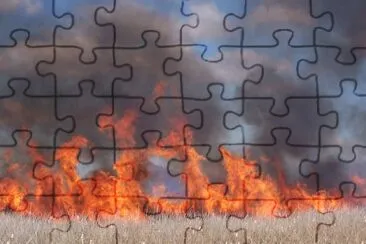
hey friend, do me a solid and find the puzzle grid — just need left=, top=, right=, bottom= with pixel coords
left=1, top=0, right=366, bottom=243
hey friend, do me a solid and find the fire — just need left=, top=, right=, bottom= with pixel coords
left=0, top=89, right=362, bottom=221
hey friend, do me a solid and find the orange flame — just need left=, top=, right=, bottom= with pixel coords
left=0, top=85, right=363, bottom=221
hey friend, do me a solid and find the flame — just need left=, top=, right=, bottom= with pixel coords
left=0, top=85, right=363, bottom=221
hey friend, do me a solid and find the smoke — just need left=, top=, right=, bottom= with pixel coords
left=312, top=0, right=366, bottom=62
left=232, top=0, right=366, bottom=193
left=0, top=0, right=365, bottom=196
left=0, top=1, right=222, bottom=194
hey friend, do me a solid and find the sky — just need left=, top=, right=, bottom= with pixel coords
left=1, top=0, right=366, bottom=194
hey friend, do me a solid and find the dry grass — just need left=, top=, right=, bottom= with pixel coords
left=1, top=208, right=366, bottom=244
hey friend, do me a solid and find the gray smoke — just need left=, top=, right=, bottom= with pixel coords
left=0, top=1, right=365, bottom=197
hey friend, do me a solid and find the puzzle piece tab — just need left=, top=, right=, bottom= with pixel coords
left=0, top=80, right=73, bottom=146
left=168, top=145, right=259, bottom=200
left=0, top=0, right=72, bottom=46
left=316, top=184, right=366, bottom=243
left=243, top=129, right=319, bottom=199
left=243, top=31, right=317, bottom=115
left=55, top=81, right=114, bottom=161
left=298, top=47, right=366, bottom=95
left=187, top=214, right=246, bottom=243
left=181, top=0, right=244, bottom=60
left=225, top=0, right=332, bottom=46
left=226, top=97, right=336, bottom=146
left=96, top=0, right=195, bottom=47
left=319, top=81, right=366, bottom=161
left=112, top=132, right=186, bottom=198
left=312, top=0, right=366, bottom=62
left=50, top=200, right=118, bottom=244
left=114, top=32, right=181, bottom=113
left=54, top=0, right=114, bottom=62
left=0, top=31, right=54, bottom=96
left=228, top=203, right=334, bottom=244
left=100, top=96, right=200, bottom=149
left=0, top=130, right=56, bottom=212
left=183, top=84, right=245, bottom=161
left=300, top=147, right=366, bottom=197
left=0, top=195, right=70, bottom=244
left=37, top=47, right=131, bottom=96
left=94, top=207, right=203, bottom=244
left=165, top=46, right=263, bottom=98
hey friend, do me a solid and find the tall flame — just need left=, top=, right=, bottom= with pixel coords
left=0, top=84, right=362, bottom=221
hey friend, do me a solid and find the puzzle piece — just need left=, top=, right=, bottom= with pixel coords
left=226, top=97, right=336, bottom=145
left=298, top=46, right=366, bottom=95
left=36, top=156, right=136, bottom=221
left=99, top=96, right=200, bottom=149
left=37, top=47, right=131, bottom=96
left=54, top=0, right=114, bottom=62
left=0, top=131, right=73, bottom=239
left=113, top=32, right=181, bottom=113
left=0, top=31, right=54, bottom=96
left=94, top=204, right=203, bottom=244
left=242, top=129, right=319, bottom=198
left=187, top=214, right=246, bottom=243
left=225, top=0, right=332, bottom=46
left=0, top=130, right=57, bottom=202
left=111, top=132, right=186, bottom=199
left=227, top=201, right=335, bottom=244
left=85, top=133, right=189, bottom=215
left=33, top=146, right=118, bottom=198
left=319, top=81, right=366, bottom=161
left=316, top=184, right=366, bottom=243
left=0, top=80, right=73, bottom=146
left=243, top=31, right=317, bottom=115
left=168, top=145, right=259, bottom=200
left=164, top=45, right=263, bottom=98
left=55, top=81, right=114, bottom=161
left=72, top=132, right=188, bottom=208
left=40, top=169, right=120, bottom=244
left=0, top=0, right=72, bottom=46
left=181, top=0, right=244, bottom=60
left=300, top=147, right=366, bottom=197
left=312, top=0, right=366, bottom=62
left=96, top=0, right=195, bottom=47
left=183, top=84, right=246, bottom=161
left=92, top=175, right=202, bottom=243
left=50, top=199, right=118, bottom=244
left=0, top=195, right=70, bottom=244
left=2, top=1, right=366, bottom=243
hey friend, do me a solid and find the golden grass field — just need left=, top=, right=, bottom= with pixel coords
left=1, top=207, right=366, bottom=244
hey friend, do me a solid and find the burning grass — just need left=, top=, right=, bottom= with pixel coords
left=0, top=132, right=348, bottom=219
left=0, top=208, right=365, bottom=244
left=1, top=119, right=365, bottom=244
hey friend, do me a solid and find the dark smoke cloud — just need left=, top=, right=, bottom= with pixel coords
left=312, top=0, right=366, bottom=61
left=0, top=2, right=227, bottom=187
left=0, top=0, right=365, bottom=196
left=231, top=0, right=366, bottom=193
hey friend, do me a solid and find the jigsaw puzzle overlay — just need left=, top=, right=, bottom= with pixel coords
left=1, top=0, right=366, bottom=243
